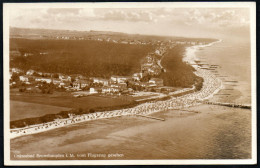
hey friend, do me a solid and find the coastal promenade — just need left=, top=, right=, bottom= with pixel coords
left=9, top=42, right=223, bottom=139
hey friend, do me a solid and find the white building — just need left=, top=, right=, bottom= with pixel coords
left=102, top=87, right=119, bottom=93
left=132, top=73, right=143, bottom=81
left=93, top=78, right=109, bottom=86
left=26, top=69, right=35, bottom=76
left=35, top=77, right=52, bottom=83
left=90, top=88, right=98, bottom=94
left=19, top=76, right=29, bottom=82
left=110, top=76, right=130, bottom=84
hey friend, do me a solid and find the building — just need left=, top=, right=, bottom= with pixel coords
left=102, top=86, right=120, bottom=93
left=92, top=78, right=109, bottom=86
left=52, top=79, right=61, bottom=85
left=90, top=88, right=98, bottom=94
left=59, top=74, right=71, bottom=82
left=111, top=76, right=130, bottom=84
left=149, top=78, right=164, bottom=87
left=11, top=68, right=23, bottom=73
left=35, top=77, right=52, bottom=83
left=132, top=73, right=143, bottom=81
left=26, top=69, right=35, bottom=76
left=72, top=80, right=89, bottom=89
left=19, top=76, right=29, bottom=82
left=140, top=82, right=150, bottom=88
left=110, top=83, right=127, bottom=89
left=155, top=49, right=161, bottom=55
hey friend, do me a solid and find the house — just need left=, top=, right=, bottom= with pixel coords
left=23, top=53, right=33, bottom=57
left=19, top=76, right=29, bottom=82
left=92, top=78, right=109, bottom=86
left=102, top=86, right=120, bottom=93
left=155, top=49, right=161, bottom=55
left=110, top=76, right=130, bottom=84
left=132, top=73, right=143, bottom=81
left=140, top=82, right=150, bottom=88
left=72, top=80, right=89, bottom=89
left=89, top=87, right=99, bottom=94
left=59, top=82, right=65, bottom=88
left=149, top=78, right=164, bottom=87
left=35, top=77, right=52, bottom=83
left=52, top=79, right=61, bottom=85
left=59, top=74, right=71, bottom=82
left=26, top=69, right=35, bottom=76
left=11, top=68, right=23, bottom=73
left=110, top=83, right=127, bottom=89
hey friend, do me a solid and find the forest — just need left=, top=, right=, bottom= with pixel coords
left=158, top=45, right=203, bottom=89
left=10, top=38, right=155, bottom=78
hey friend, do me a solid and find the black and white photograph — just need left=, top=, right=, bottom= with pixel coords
left=3, top=2, right=256, bottom=165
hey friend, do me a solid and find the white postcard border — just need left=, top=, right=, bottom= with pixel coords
left=3, top=2, right=257, bottom=165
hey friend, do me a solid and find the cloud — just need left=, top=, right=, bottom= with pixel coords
left=94, top=9, right=157, bottom=23
left=9, top=7, right=250, bottom=38
left=182, top=8, right=250, bottom=28
left=47, top=8, right=81, bottom=15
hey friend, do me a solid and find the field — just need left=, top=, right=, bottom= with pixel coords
left=10, top=38, right=155, bottom=77
left=10, top=91, right=134, bottom=110
left=10, top=101, right=71, bottom=121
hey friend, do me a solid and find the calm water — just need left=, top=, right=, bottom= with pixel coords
left=196, top=38, right=251, bottom=104
left=11, top=39, right=252, bottom=160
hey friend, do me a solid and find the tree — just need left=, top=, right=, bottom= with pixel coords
left=11, top=73, right=20, bottom=82
left=71, top=77, right=76, bottom=83
left=53, top=73, right=59, bottom=78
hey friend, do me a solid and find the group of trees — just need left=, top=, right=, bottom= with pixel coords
left=10, top=38, right=155, bottom=78
left=158, top=46, right=201, bottom=88
left=38, top=82, right=55, bottom=94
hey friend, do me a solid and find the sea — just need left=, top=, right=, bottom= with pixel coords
left=11, top=38, right=253, bottom=160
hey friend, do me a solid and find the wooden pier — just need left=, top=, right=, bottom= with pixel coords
left=173, top=109, right=200, bottom=113
left=136, top=114, right=165, bottom=121
left=203, top=101, right=251, bottom=109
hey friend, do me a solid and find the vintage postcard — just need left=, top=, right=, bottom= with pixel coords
left=3, top=2, right=256, bottom=165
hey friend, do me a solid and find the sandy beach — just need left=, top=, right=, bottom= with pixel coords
left=11, top=104, right=251, bottom=160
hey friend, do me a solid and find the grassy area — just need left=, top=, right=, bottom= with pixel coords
left=10, top=90, right=137, bottom=128
left=10, top=101, right=71, bottom=121
left=10, top=38, right=155, bottom=77
left=10, top=91, right=134, bottom=110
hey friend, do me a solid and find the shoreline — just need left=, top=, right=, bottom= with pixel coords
left=10, top=40, right=223, bottom=139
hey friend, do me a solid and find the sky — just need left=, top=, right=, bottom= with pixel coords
left=9, top=7, right=251, bottom=39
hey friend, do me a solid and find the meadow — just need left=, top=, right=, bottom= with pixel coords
left=10, top=100, right=71, bottom=121
left=10, top=91, right=134, bottom=110
left=10, top=90, right=136, bottom=128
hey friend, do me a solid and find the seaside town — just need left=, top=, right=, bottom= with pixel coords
left=10, top=38, right=208, bottom=98
left=9, top=38, right=225, bottom=138
left=7, top=6, right=254, bottom=162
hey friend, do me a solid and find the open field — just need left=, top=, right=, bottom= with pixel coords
left=10, top=101, right=71, bottom=121
left=10, top=91, right=134, bottom=110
